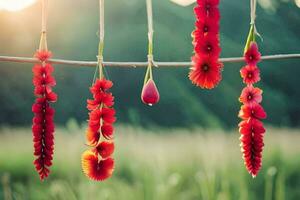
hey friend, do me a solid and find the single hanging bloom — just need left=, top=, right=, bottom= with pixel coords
left=82, top=150, right=114, bottom=181
left=244, top=42, right=261, bottom=66
left=189, top=55, right=222, bottom=89
left=239, top=85, right=262, bottom=106
left=32, top=50, right=57, bottom=180
left=240, top=65, right=261, bottom=85
left=141, top=79, right=160, bottom=106
left=238, top=103, right=267, bottom=120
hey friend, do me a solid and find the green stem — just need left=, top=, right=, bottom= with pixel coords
left=244, top=24, right=255, bottom=54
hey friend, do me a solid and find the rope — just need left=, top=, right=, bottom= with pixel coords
left=0, top=54, right=299, bottom=67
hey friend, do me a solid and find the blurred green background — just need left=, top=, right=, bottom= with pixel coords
left=0, top=0, right=300, bottom=199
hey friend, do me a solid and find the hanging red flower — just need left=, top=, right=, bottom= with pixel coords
left=238, top=39, right=267, bottom=177
left=82, top=150, right=114, bottom=181
left=82, top=78, right=116, bottom=181
left=189, top=55, right=222, bottom=89
left=240, top=65, right=261, bottom=85
left=32, top=50, right=57, bottom=180
left=244, top=42, right=261, bottom=66
left=190, top=0, right=222, bottom=89
left=141, top=79, right=160, bottom=106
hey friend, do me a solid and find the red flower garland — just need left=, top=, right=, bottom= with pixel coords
left=238, top=42, right=267, bottom=177
left=189, top=0, right=223, bottom=89
left=32, top=50, right=57, bottom=180
left=82, top=78, right=116, bottom=181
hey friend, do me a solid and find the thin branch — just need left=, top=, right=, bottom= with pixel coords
left=0, top=54, right=299, bottom=68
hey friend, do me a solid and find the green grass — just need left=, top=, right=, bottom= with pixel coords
left=0, top=126, right=300, bottom=200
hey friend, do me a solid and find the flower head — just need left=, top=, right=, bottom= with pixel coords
left=240, top=65, right=260, bottom=85
left=239, top=85, right=262, bottom=106
left=244, top=42, right=261, bottom=66
left=189, top=55, right=222, bottom=89
left=238, top=103, right=267, bottom=120
left=81, top=150, right=114, bottom=181
left=194, top=35, right=220, bottom=58
left=141, top=79, right=160, bottom=106
left=96, top=141, right=115, bottom=159
left=194, top=1, right=220, bottom=21
left=193, top=18, right=219, bottom=36
left=35, top=50, right=52, bottom=62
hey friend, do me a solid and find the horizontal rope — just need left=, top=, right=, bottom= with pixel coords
left=0, top=54, right=299, bottom=68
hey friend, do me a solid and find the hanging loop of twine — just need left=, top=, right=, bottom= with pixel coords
left=250, top=0, right=263, bottom=41
left=39, top=0, right=48, bottom=51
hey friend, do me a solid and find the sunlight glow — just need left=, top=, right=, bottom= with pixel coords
left=170, top=0, right=196, bottom=7
left=0, top=0, right=37, bottom=12
left=295, top=0, right=300, bottom=8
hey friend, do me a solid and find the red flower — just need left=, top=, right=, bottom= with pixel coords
left=194, top=2, right=220, bottom=21
left=86, top=128, right=100, bottom=146
left=193, top=18, right=219, bottom=36
left=238, top=104, right=267, bottom=120
left=141, top=79, right=160, bottom=106
left=194, top=35, right=220, bottom=58
left=101, top=123, right=114, bottom=139
left=96, top=141, right=115, bottom=159
left=244, top=42, right=261, bottom=66
left=240, top=65, right=261, bottom=85
left=239, top=118, right=265, bottom=177
left=81, top=150, right=114, bottom=181
left=239, top=85, right=262, bottom=106
left=35, top=50, right=52, bottom=62
left=189, top=55, right=222, bottom=89
left=32, top=50, right=57, bottom=180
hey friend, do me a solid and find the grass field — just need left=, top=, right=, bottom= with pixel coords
left=0, top=126, right=300, bottom=200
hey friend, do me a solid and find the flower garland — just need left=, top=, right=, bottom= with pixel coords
left=81, top=78, right=116, bottom=181
left=189, top=0, right=223, bottom=89
left=238, top=26, right=267, bottom=177
left=32, top=50, right=57, bottom=180
left=81, top=0, right=115, bottom=181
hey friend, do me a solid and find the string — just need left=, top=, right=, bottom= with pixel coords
left=39, top=0, right=48, bottom=51
left=250, top=0, right=263, bottom=41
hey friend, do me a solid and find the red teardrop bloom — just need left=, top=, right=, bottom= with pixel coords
left=141, top=79, right=160, bottom=106
left=81, top=150, right=114, bottom=181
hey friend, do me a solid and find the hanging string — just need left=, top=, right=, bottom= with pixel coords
left=144, top=0, right=154, bottom=85
left=98, top=0, right=105, bottom=80
left=39, top=0, right=48, bottom=51
left=250, top=0, right=262, bottom=41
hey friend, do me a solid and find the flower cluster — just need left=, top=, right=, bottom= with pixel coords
left=238, top=42, right=267, bottom=177
left=81, top=79, right=116, bottom=181
left=32, top=50, right=57, bottom=180
left=189, top=0, right=223, bottom=89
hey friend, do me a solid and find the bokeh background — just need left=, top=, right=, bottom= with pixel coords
left=0, top=0, right=300, bottom=199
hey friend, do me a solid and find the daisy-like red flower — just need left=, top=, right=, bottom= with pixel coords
left=32, top=50, right=57, bottom=180
left=193, top=18, right=219, bottom=37
left=82, top=150, right=114, bottom=181
left=239, top=118, right=265, bottom=177
left=82, top=78, right=116, bottom=181
left=239, top=85, right=262, bottom=106
left=240, top=65, right=261, bottom=85
left=244, top=42, right=261, bottom=66
left=194, top=0, right=220, bottom=21
left=238, top=103, right=267, bottom=120
left=189, top=55, right=222, bottom=89
left=194, top=35, right=221, bottom=58
left=141, top=79, right=160, bottom=106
